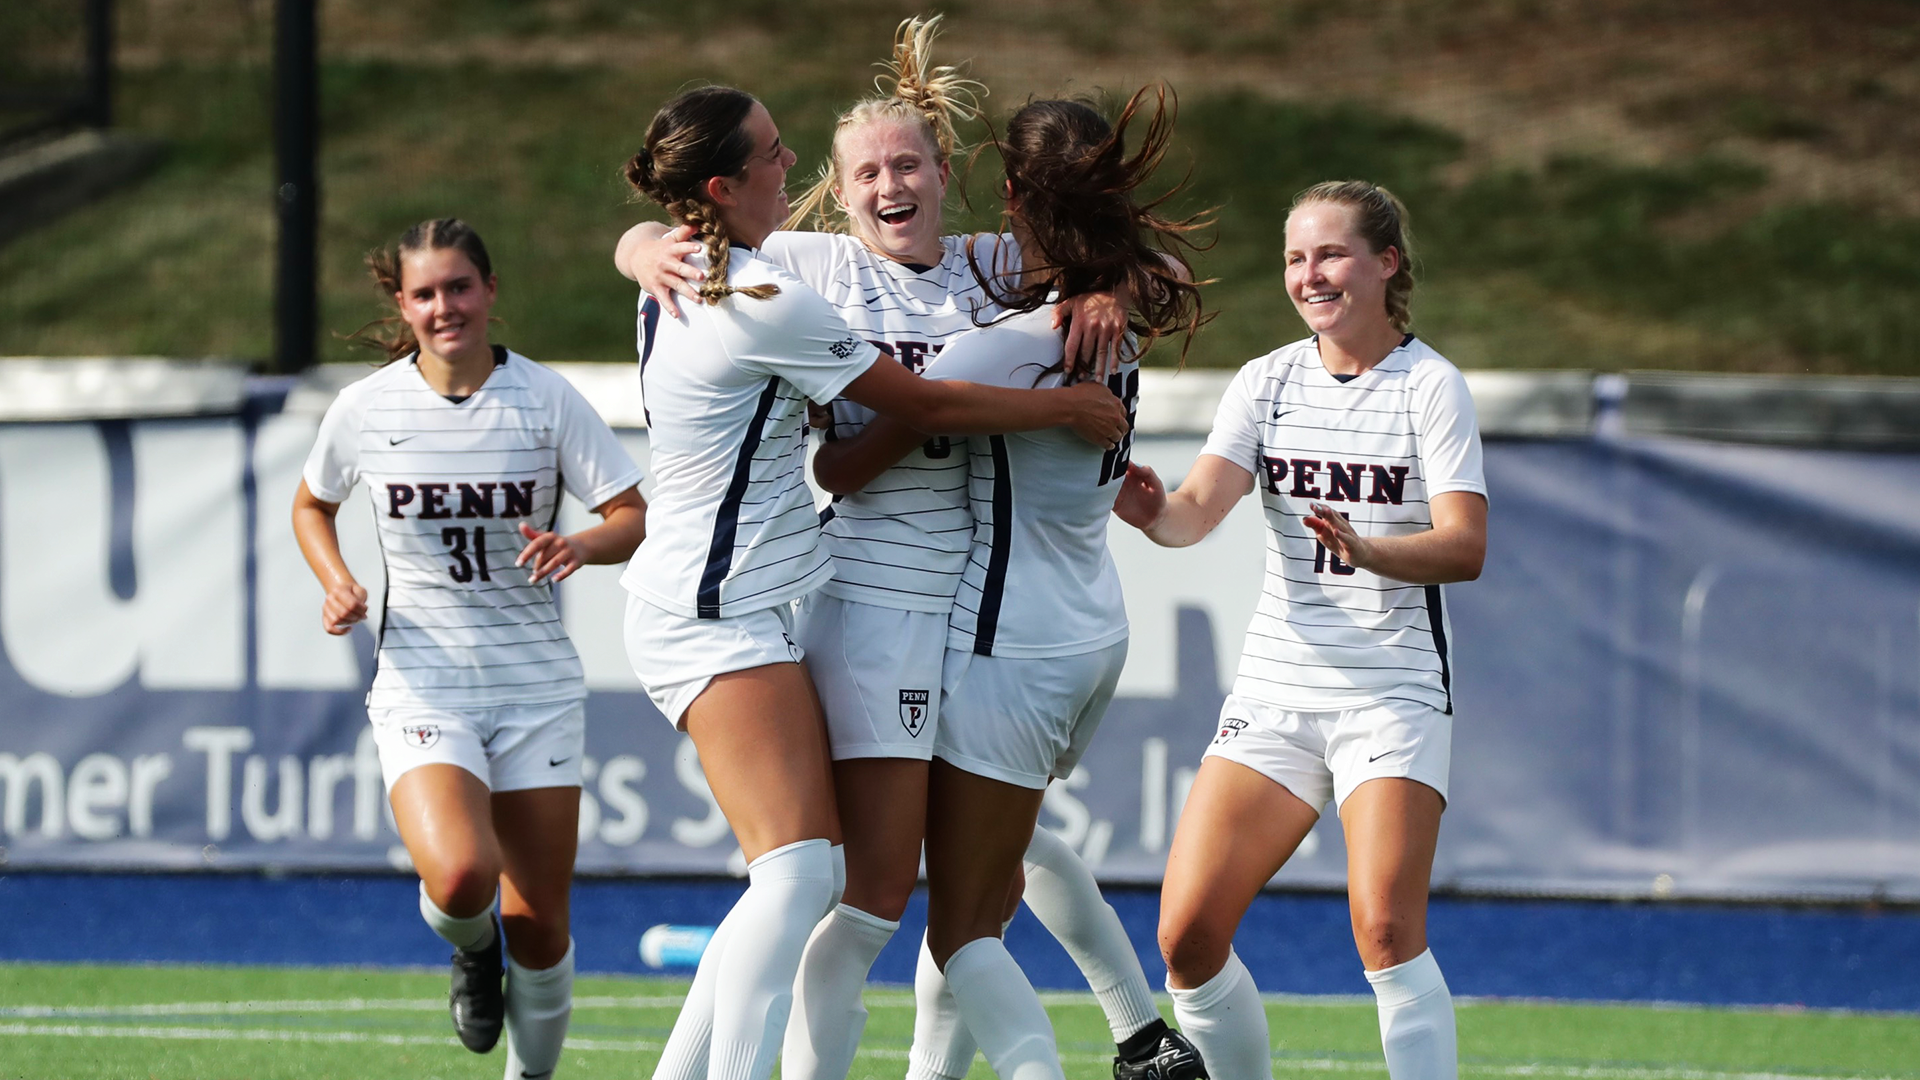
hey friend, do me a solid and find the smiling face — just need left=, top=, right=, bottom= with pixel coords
left=834, top=117, right=950, bottom=265
left=395, top=246, right=496, bottom=364
left=710, top=101, right=798, bottom=249
left=1283, top=200, right=1400, bottom=341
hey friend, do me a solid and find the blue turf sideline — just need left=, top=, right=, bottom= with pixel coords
left=2, top=872, right=1912, bottom=1011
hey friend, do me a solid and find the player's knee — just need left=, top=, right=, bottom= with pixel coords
left=425, top=862, right=501, bottom=918
left=1350, top=907, right=1422, bottom=970
left=1158, top=914, right=1228, bottom=986
left=841, top=862, right=918, bottom=922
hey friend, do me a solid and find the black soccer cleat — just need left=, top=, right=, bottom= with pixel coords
left=448, top=928, right=506, bottom=1053
left=1113, top=1020, right=1208, bottom=1080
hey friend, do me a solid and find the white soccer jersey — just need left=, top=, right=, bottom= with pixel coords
left=619, top=248, right=880, bottom=619
left=303, top=348, right=645, bottom=710
left=760, top=230, right=1020, bottom=612
left=1200, top=334, right=1486, bottom=714
left=932, top=308, right=1139, bottom=659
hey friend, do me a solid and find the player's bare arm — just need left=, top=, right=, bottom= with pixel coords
left=514, top=486, right=649, bottom=584
left=291, top=480, right=368, bottom=635
left=1116, top=454, right=1254, bottom=548
left=1307, top=489, right=1485, bottom=585
left=614, top=221, right=704, bottom=317
left=811, top=414, right=930, bottom=496
left=838, top=356, right=1128, bottom=450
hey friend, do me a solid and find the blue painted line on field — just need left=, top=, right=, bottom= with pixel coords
left=1, top=873, right=1913, bottom=1011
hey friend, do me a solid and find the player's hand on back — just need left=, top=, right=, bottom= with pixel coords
left=1061, top=379, right=1130, bottom=449
left=1112, top=462, right=1168, bottom=529
left=641, top=221, right=710, bottom=315
left=321, top=581, right=369, bottom=635
left=516, top=521, right=586, bottom=584
left=1055, top=289, right=1129, bottom=381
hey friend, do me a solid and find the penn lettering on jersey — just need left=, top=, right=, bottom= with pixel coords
left=1256, top=457, right=1410, bottom=504
left=385, top=480, right=540, bottom=519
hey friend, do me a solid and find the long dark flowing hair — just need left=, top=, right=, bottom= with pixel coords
left=967, top=86, right=1212, bottom=368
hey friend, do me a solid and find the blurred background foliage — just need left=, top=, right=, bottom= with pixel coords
left=1, top=0, right=1916, bottom=373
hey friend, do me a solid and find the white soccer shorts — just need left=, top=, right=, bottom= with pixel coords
left=1202, top=694, right=1452, bottom=812
left=934, top=639, right=1128, bottom=790
left=369, top=699, right=585, bottom=793
left=796, top=592, right=946, bottom=761
left=623, top=592, right=805, bottom=729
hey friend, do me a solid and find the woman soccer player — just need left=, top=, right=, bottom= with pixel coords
left=292, top=218, right=648, bottom=1080
left=617, top=85, right=1129, bottom=1080
left=1114, top=181, right=1487, bottom=1080
left=619, top=19, right=1202, bottom=1080
left=810, top=87, right=1208, bottom=1080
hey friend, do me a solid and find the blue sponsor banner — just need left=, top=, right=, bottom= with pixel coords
left=1, top=390, right=1917, bottom=900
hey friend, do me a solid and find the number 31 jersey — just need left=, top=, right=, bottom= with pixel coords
left=303, top=348, right=643, bottom=711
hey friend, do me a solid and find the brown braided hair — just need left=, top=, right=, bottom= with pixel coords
left=1288, top=180, right=1417, bottom=332
left=347, top=218, right=495, bottom=363
left=624, top=86, right=779, bottom=303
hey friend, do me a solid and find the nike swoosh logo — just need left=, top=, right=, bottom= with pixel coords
left=1367, top=749, right=1399, bottom=763
left=1270, top=408, right=1294, bottom=422
left=388, top=435, right=418, bottom=445
left=549, top=756, right=570, bottom=767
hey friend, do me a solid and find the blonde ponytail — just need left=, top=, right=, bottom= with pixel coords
left=784, top=14, right=985, bottom=233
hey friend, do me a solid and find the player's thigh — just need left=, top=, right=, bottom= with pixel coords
left=1159, top=756, right=1320, bottom=987
left=389, top=762, right=501, bottom=909
left=683, top=661, right=840, bottom=861
left=1339, top=776, right=1444, bottom=970
left=833, top=756, right=930, bottom=920
left=923, top=758, right=1046, bottom=966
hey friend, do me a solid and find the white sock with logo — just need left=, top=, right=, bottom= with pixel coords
left=943, top=937, right=1065, bottom=1080
left=781, top=904, right=899, bottom=1080
left=1365, top=950, right=1457, bottom=1080
left=1021, top=826, right=1161, bottom=1043
left=419, top=881, right=496, bottom=952
left=906, top=932, right=976, bottom=1080
left=503, top=938, right=574, bottom=1080
left=707, top=838, right=836, bottom=1080
left=1167, top=951, right=1272, bottom=1080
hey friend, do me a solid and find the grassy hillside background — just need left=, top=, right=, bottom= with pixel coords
left=2, top=0, right=1917, bottom=373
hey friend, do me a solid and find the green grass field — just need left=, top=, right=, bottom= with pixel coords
left=0, top=963, right=1914, bottom=1080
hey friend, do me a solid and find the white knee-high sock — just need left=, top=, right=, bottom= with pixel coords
left=1365, top=950, right=1457, bottom=1080
left=944, top=938, right=1064, bottom=1080
left=1167, top=951, right=1271, bottom=1080
left=649, top=903, right=738, bottom=1080
left=781, top=904, right=898, bottom=1080
left=1021, top=827, right=1160, bottom=1043
left=419, top=881, right=496, bottom=951
left=707, top=839, right=836, bottom=1080
left=504, top=939, right=575, bottom=1080
left=907, top=932, right=976, bottom=1080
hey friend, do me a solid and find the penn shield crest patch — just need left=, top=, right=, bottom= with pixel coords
left=898, top=690, right=930, bottom=738
left=402, top=724, right=441, bottom=750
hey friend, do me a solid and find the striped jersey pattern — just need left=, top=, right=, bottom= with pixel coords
left=930, top=309, right=1138, bottom=659
left=1200, top=335, right=1486, bottom=714
left=303, top=348, right=644, bottom=710
left=761, top=231, right=1020, bottom=612
left=619, top=249, right=879, bottom=620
